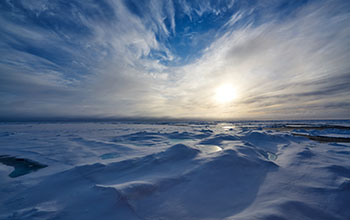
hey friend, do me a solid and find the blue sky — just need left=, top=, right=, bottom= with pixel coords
left=0, top=0, right=349, bottom=120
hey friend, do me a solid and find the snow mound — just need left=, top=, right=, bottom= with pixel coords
left=161, top=144, right=200, bottom=160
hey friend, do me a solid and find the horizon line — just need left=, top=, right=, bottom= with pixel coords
left=0, top=116, right=349, bottom=123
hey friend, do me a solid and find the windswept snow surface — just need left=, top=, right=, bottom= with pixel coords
left=0, top=121, right=349, bottom=220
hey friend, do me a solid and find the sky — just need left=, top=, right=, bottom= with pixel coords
left=0, top=0, right=349, bottom=120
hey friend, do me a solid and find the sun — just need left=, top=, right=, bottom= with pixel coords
left=215, top=84, right=237, bottom=104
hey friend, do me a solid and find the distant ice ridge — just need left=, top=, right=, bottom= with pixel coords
left=0, top=121, right=349, bottom=219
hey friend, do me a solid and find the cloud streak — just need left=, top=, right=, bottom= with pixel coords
left=0, top=0, right=349, bottom=120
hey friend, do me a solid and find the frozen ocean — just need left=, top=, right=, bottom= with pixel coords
left=0, top=120, right=349, bottom=220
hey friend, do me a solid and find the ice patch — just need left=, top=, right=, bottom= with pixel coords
left=100, top=152, right=119, bottom=160
left=0, top=155, right=47, bottom=178
left=267, top=152, right=277, bottom=161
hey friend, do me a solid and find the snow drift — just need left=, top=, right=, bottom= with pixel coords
left=0, top=121, right=349, bottom=219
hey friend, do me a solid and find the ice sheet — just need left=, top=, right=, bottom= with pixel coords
left=0, top=121, right=349, bottom=219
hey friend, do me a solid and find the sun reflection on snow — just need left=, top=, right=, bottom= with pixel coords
left=195, top=145, right=223, bottom=153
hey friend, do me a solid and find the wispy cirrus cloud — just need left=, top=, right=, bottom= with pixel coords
left=0, top=0, right=349, bottom=119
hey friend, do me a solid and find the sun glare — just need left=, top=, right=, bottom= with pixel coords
left=215, top=84, right=237, bottom=104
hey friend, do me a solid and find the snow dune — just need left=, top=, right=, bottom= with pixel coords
left=0, top=121, right=349, bottom=219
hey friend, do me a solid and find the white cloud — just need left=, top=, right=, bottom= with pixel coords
left=0, top=0, right=349, bottom=119
left=157, top=0, right=350, bottom=119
